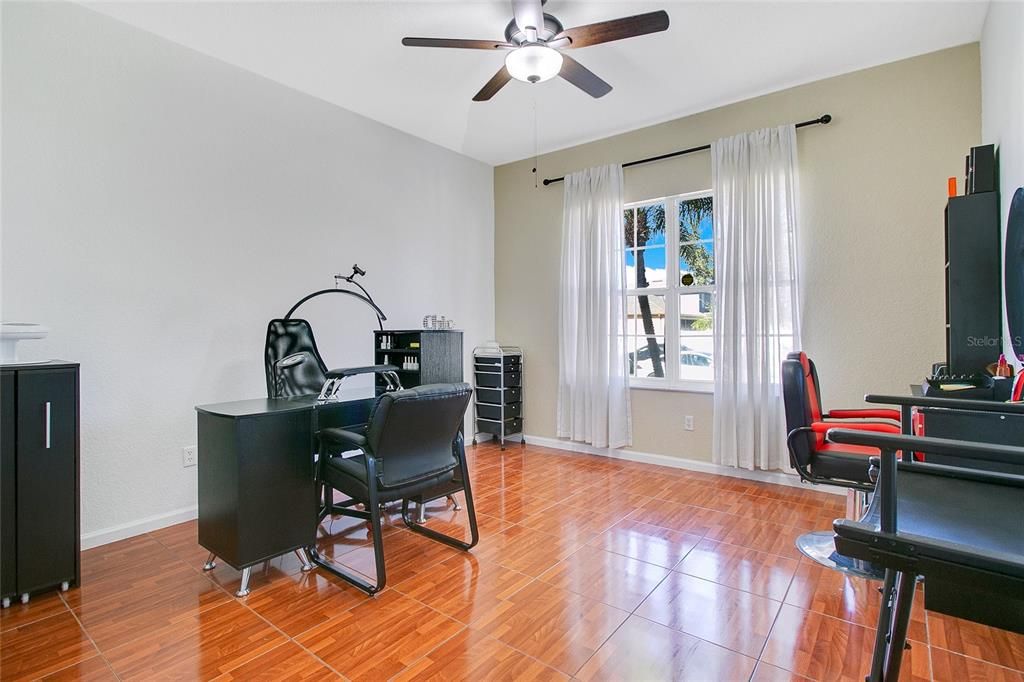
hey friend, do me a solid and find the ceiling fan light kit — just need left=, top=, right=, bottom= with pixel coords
left=401, top=1, right=670, bottom=101
left=505, top=44, right=563, bottom=83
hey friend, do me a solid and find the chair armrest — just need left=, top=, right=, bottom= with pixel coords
left=810, top=421, right=900, bottom=434
left=865, top=393, right=1024, bottom=415
left=826, top=408, right=901, bottom=421
left=325, top=364, right=399, bottom=380
left=826, top=428, right=1024, bottom=466
left=318, top=427, right=367, bottom=451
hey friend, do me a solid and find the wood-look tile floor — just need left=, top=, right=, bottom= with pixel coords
left=3, top=442, right=1023, bottom=681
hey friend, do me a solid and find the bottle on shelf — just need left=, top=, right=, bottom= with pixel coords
left=995, top=353, right=1013, bottom=378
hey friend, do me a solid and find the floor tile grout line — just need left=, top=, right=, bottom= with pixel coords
left=239, top=607, right=348, bottom=680
left=928, top=643, right=1024, bottom=676
left=382, top=623, right=472, bottom=681
left=626, top=610, right=765, bottom=666
left=57, top=589, right=124, bottom=682
left=747, top=559, right=800, bottom=681
left=0, top=597, right=72, bottom=634
left=926, top=599, right=935, bottom=682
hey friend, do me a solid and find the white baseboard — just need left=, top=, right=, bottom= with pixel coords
left=82, top=435, right=838, bottom=551
left=81, top=505, right=198, bottom=550
left=522, top=433, right=844, bottom=496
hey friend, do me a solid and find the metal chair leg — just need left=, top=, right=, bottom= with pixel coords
left=880, top=571, right=917, bottom=681
left=447, top=494, right=461, bottom=511
left=417, top=502, right=427, bottom=524
left=401, top=453, right=479, bottom=551
left=868, top=569, right=898, bottom=682
left=203, top=552, right=217, bottom=571
left=235, top=567, right=252, bottom=597
left=307, top=457, right=387, bottom=596
left=294, top=547, right=314, bottom=572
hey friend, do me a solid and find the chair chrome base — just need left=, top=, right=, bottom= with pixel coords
left=796, top=530, right=886, bottom=581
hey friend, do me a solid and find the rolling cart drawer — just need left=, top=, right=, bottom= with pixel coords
left=476, top=417, right=523, bottom=436
left=475, top=387, right=521, bottom=404
left=475, top=371, right=521, bottom=388
left=476, top=402, right=522, bottom=420
left=475, top=355, right=522, bottom=370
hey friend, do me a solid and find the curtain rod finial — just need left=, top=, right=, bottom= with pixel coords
left=820, top=114, right=832, bottom=124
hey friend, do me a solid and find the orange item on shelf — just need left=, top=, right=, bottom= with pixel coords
left=948, top=177, right=957, bottom=197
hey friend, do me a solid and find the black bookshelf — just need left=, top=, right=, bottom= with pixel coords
left=945, top=192, right=1001, bottom=374
left=373, top=330, right=463, bottom=391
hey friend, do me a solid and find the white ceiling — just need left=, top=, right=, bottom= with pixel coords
left=85, top=1, right=990, bottom=166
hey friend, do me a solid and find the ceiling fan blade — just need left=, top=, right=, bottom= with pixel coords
left=402, top=37, right=513, bottom=50
left=473, top=66, right=513, bottom=102
left=559, top=54, right=612, bottom=98
left=511, top=0, right=544, bottom=34
left=555, top=10, right=670, bottom=48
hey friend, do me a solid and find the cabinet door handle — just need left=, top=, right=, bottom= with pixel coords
left=45, top=402, right=51, bottom=449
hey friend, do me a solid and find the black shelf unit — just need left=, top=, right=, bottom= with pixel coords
left=945, top=192, right=1002, bottom=374
left=472, top=346, right=524, bottom=450
left=1, top=361, right=80, bottom=608
left=373, top=330, right=463, bottom=391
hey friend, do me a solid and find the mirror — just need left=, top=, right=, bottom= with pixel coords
left=1005, top=187, right=1024, bottom=358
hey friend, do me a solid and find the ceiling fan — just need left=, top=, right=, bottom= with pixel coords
left=402, top=1, right=669, bottom=101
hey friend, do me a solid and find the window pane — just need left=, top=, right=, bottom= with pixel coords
left=623, top=207, right=636, bottom=247
left=679, top=335, right=713, bottom=381
left=625, top=249, right=637, bottom=288
left=636, top=247, right=667, bottom=288
left=680, top=240, right=714, bottom=286
left=678, top=196, right=714, bottom=243
left=627, top=293, right=666, bottom=378
left=625, top=295, right=639, bottom=337
left=626, top=335, right=666, bottom=378
left=680, top=293, right=714, bottom=381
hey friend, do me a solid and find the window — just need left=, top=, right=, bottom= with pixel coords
left=623, top=191, right=714, bottom=391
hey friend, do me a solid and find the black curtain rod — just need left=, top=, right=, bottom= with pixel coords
left=541, top=114, right=832, bottom=186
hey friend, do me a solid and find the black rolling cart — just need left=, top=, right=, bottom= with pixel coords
left=472, top=346, right=524, bottom=450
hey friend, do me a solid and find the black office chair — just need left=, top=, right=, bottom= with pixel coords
left=307, top=382, right=478, bottom=595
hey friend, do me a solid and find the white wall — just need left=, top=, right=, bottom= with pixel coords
left=1, top=1, right=495, bottom=545
left=980, top=1, right=1024, bottom=365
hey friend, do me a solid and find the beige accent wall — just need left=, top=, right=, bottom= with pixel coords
left=494, top=44, right=981, bottom=462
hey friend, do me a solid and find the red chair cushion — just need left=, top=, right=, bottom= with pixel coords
left=817, top=442, right=880, bottom=456
left=827, top=408, right=901, bottom=421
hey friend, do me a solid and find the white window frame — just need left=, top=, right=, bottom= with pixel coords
left=624, top=189, right=715, bottom=394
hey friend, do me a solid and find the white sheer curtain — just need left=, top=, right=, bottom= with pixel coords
left=557, top=164, right=632, bottom=449
left=711, top=125, right=802, bottom=470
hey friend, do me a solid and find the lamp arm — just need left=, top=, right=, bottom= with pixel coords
left=283, top=289, right=387, bottom=330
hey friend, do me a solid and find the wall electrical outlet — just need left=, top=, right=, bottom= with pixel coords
left=182, top=446, right=197, bottom=468
left=684, top=416, right=695, bottom=431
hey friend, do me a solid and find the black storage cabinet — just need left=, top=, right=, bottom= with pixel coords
left=0, top=361, right=80, bottom=607
left=372, top=329, right=463, bottom=392
left=945, top=192, right=1001, bottom=374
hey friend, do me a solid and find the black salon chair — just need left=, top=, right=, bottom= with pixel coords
left=782, top=352, right=901, bottom=492
left=307, top=382, right=478, bottom=595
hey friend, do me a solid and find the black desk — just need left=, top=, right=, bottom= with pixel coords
left=195, top=389, right=376, bottom=594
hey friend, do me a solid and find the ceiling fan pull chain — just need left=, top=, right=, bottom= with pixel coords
left=532, top=96, right=539, bottom=189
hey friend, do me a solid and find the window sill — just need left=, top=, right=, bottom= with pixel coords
left=629, top=380, right=714, bottom=395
